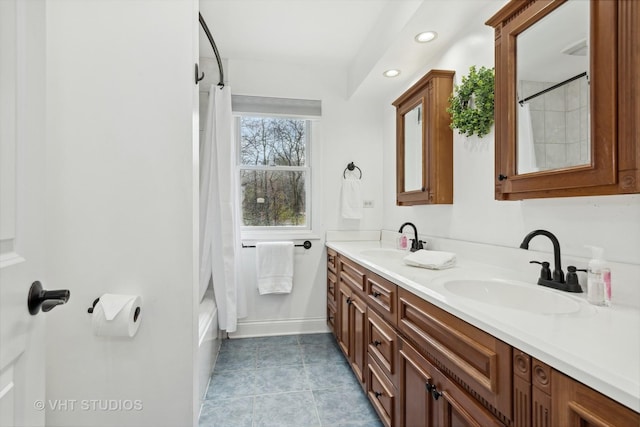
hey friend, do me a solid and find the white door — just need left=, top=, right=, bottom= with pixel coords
left=0, top=1, right=53, bottom=426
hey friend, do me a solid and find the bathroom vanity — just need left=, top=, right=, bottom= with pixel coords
left=325, top=241, right=640, bottom=427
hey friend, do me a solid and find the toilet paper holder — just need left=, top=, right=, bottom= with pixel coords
left=88, top=297, right=141, bottom=322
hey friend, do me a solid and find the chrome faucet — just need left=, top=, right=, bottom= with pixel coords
left=519, top=229, right=582, bottom=293
left=398, top=222, right=424, bottom=252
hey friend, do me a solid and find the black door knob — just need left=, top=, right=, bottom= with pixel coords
left=27, top=281, right=70, bottom=315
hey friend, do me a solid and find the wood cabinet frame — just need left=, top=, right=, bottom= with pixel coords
left=393, top=70, right=455, bottom=205
left=326, top=249, right=640, bottom=426
left=486, top=0, right=640, bottom=200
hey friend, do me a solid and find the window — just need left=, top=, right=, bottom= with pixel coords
left=233, top=95, right=321, bottom=232
left=238, top=116, right=310, bottom=229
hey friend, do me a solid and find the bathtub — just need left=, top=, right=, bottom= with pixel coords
left=198, top=288, right=220, bottom=403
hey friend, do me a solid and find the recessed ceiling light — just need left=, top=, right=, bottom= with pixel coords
left=415, top=31, right=438, bottom=43
left=383, top=69, right=401, bottom=78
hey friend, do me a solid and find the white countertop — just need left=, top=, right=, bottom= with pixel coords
left=326, top=239, right=640, bottom=413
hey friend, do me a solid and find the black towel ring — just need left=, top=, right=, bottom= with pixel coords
left=343, top=162, right=362, bottom=179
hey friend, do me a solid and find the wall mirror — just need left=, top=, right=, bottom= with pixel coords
left=516, top=0, right=589, bottom=174
left=403, top=103, right=423, bottom=192
left=393, top=70, right=454, bottom=205
left=487, top=0, right=639, bottom=200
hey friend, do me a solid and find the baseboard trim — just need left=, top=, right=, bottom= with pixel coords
left=228, top=317, right=330, bottom=338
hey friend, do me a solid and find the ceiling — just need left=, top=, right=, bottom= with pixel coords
left=199, top=0, right=506, bottom=99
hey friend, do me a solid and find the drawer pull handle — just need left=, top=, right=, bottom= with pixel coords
left=373, top=340, right=382, bottom=347
left=373, top=291, right=381, bottom=298
left=426, top=383, right=442, bottom=401
left=374, top=391, right=383, bottom=398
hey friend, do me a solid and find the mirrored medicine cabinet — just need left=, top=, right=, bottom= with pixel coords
left=486, top=0, right=639, bottom=200
left=393, top=70, right=455, bottom=205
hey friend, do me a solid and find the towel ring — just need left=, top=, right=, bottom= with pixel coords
left=343, top=162, right=362, bottom=179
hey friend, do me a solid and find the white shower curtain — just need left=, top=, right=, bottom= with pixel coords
left=199, top=84, right=246, bottom=333
left=517, top=102, right=538, bottom=174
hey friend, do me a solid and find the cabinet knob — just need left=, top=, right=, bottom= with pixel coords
left=498, top=174, right=508, bottom=181
left=374, top=391, right=383, bottom=398
left=346, top=297, right=352, bottom=305
left=373, top=340, right=382, bottom=347
left=372, top=291, right=381, bottom=298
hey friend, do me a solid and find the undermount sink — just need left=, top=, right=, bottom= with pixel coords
left=359, top=248, right=407, bottom=260
left=444, top=279, right=582, bottom=314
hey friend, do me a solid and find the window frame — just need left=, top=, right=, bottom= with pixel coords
left=235, top=113, right=313, bottom=235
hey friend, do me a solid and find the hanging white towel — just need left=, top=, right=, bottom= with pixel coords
left=341, top=178, right=363, bottom=219
left=403, top=250, right=457, bottom=270
left=256, top=242, right=294, bottom=295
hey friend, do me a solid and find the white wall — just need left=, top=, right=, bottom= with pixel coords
left=45, top=1, right=199, bottom=426
left=381, top=15, right=640, bottom=267
left=224, top=58, right=384, bottom=336
left=209, top=1, right=640, bottom=336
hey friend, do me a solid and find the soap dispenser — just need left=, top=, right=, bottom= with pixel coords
left=586, top=246, right=610, bottom=306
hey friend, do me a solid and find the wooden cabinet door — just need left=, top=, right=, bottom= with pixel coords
left=400, top=337, right=506, bottom=427
left=337, top=283, right=352, bottom=357
left=398, top=288, right=512, bottom=421
left=350, top=291, right=367, bottom=386
left=337, top=281, right=367, bottom=387
left=432, top=368, right=506, bottom=427
left=398, top=338, right=436, bottom=427
left=552, top=371, right=640, bottom=427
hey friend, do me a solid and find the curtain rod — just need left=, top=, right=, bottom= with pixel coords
left=519, top=72, right=587, bottom=105
left=242, top=241, right=313, bottom=250
left=199, top=12, right=225, bottom=88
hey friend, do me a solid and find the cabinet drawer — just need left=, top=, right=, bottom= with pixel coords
left=339, top=255, right=366, bottom=293
left=327, top=302, right=336, bottom=335
left=327, top=248, right=337, bottom=273
left=366, top=272, right=397, bottom=326
left=327, top=269, right=337, bottom=305
left=398, top=288, right=512, bottom=422
left=367, top=308, right=398, bottom=386
left=367, top=355, right=396, bottom=427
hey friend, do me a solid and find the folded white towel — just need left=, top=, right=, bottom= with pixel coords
left=403, top=250, right=457, bottom=270
left=341, top=178, right=363, bottom=219
left=256, top=242, right=294, bottom=295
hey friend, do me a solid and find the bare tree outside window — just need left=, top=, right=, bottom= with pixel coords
left=239, top=116, right=309, bottom=227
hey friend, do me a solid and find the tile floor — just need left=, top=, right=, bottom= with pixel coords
left=199, top=333, right=383, bottom=427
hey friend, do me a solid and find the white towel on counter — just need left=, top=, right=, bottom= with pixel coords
left=256, top=242, right=294, bottom=295
left=403, top=249, right=457, bottom=270
left=341, top=178, right=363, bottom=219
